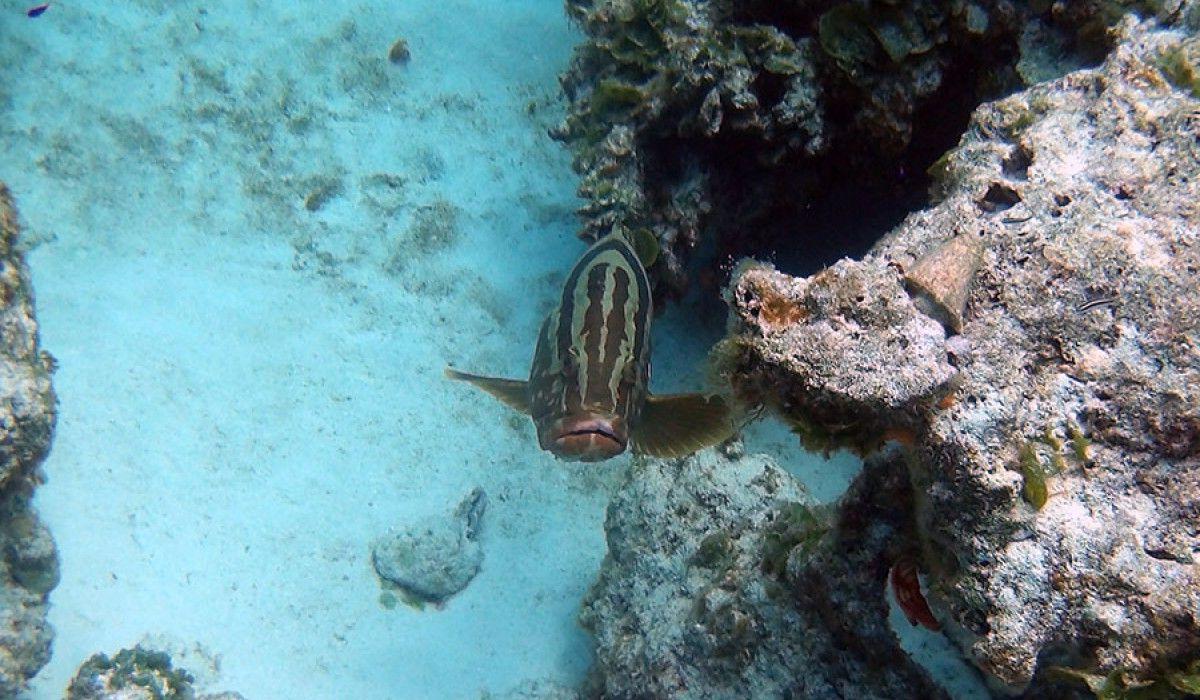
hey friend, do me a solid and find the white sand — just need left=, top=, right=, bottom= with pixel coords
left=7, top=2, right=600, bottom=697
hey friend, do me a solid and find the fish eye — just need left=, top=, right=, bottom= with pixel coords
left=563, top=346, right=581, bottom=371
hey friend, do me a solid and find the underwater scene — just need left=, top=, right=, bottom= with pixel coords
left=0, top=1, right=1198, bottom=699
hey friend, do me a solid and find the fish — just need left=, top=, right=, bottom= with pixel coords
left=26, top=3, right=50, bottom=17
left=889, top=557, right=941, bottom=631
left=446, top=232, right=735, bottom=462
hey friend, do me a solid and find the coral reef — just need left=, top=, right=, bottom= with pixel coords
left=65, top=645, right=245, bottom=700
left=725, top=256, right=955, bottom=452
left=554, top=0, right=1200, bottom=301
left=0, top=184, right=58, bottom=696
left=723, top=18, right=1200, bottom=695
left=580, top=446, right=947, bottom=698
left=371, top=487, right=488, bottom=607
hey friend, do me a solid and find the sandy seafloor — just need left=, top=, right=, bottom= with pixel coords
left=0, top=2, right=984, bottom=698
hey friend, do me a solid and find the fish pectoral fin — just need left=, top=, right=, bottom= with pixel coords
left=631, top=392, right=736, bottom=459
left=444, top=368, right=531, bottom=414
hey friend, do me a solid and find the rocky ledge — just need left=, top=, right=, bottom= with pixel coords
left=581, top=447, right=947, bottom=699
left=0, top=184, right=59, bottom=697
left=554, top=0, right=1198, bottom=302
left=723, top=18, right=1200, bottom=696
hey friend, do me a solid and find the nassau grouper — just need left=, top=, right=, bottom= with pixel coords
left=446, top=233, right=735, bottom=462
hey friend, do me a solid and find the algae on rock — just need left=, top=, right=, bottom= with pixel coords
left=371, top=487, right=488, bottom=606
left=722, top=17, right=1200, bottom=695
left=66, top=645, right=246, bottom=700
left=580, top=447, right=947, bottom=698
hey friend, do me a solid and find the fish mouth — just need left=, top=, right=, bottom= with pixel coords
left=552, top=418, right=626, bottom=461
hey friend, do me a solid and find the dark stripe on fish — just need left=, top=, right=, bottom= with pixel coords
left=535, top=235, right=648, bottom=429
left=582, top=263, right=610, bottom=407
left=602, top=266, right=632, bottom=409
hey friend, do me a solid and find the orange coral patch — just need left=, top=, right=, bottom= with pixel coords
left=882, top=426, right=917, bottom=447
left=752, top=281, right=807, bottom=328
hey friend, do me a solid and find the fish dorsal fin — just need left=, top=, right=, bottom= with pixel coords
left=631, top=393, right=735, bottom=459
left=445, top=368, right=531, bottom=414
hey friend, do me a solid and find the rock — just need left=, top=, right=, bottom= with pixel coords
left=371, top=487, right=487, bottom=605
left=581, top=447, right=946, bottom=699
left=725, top=257, right=955, bottom=452
left=65, top=645, right=246, bottom=700
left=902, top=233, right=984, bottom=334
left=725, top=17, right=1200, bottom=696
left=0, top=184, right=58, bottom=697
left=388, top=37, right=411, bottom=66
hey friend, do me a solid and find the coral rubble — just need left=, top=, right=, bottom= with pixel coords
left=724, top=18, right=1200, bottom=695
left=581, top=446, right=946, bottom=698
left=371, top=487, right=488, bottom=606
left=66, top=645, right=245, bottom=700
left=0, top=184, right=58, bottom=696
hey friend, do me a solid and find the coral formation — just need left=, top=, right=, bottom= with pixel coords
left=580, top=446, right=947, bottom=698
left=65, top=645, right=246, bottom=700
left=0, top=184, right=58, bottom=697
left=552, top=0, right=1194, bottom=301
left=371, top=487, right=487, bottom=606
left=723, top=17, right=1200, bottom=695
left=554, top=0, right=1070, bottom=298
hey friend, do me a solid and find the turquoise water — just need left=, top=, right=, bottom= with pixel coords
left=0, top=2, right=938, bottom=698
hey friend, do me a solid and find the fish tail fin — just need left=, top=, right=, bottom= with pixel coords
left=444, top=367, right=531, bottom=414
left=630, top=392, right=736, bottom=459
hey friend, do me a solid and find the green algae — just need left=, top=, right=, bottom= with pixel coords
left=926, top=149, right=954, bottom=182
left=1041, top=425, right=1063, bottom=453
left=1019, top=441, right=1048, bottom=510
left=1069, top=422, right=1091, bottom=464
left=628, top=227, right=660, bottom=267
left=604, top=0, right=687, bottom=75
left=761, top=502, right=826, bottom=578
left=818, top=4, right=879, bottom=71
left=728, top=26, right=806, bottom=75
left=867, top=6, right=934, bottom=64
left=1170, top=664, right=1200, bottom=695
left=1041, top=425, right=1069, bottom=474
left=1157, top=43, right=1200, bottom=98
left=1009, top=109, right=1038, bottom=135
left=1050, top=659, right=1200, bottom=699
left=1049, top=667, right=1147, bottom=699
left=67, top=646, right=195, bottom=700
left=590, top=79, right=647, bottom=119
left=691, top=530, right=736, bottom=570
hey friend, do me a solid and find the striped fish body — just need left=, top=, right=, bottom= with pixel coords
left=527, top=235, right=652, bottom=461
left=446, top=234, right=734, bottom=462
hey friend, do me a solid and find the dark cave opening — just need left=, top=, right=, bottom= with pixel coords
left=672, top=36, right=1017, bottom=286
